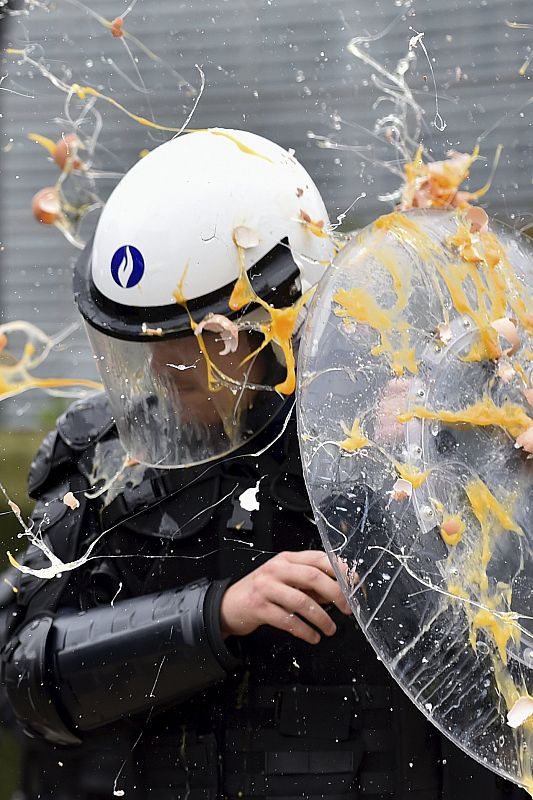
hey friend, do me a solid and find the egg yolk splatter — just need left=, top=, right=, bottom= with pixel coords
left=230, top=245, right=315, bottom=394
left=398, top=397, right=532, bottom=440
left=338, top=418, right=370, bottom=451
left=395, top=463, right=431, bottom=488
left=439, top=515, right=465, bottom=546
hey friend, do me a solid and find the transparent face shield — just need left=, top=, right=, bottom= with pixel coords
left=86, top=319, right=290, bottom=468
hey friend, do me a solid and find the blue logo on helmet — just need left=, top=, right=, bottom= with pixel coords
left=111, top=245, right=145, bottom=289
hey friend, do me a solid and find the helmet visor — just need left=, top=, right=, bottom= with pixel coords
left=86, top=322, right=286, bottom=468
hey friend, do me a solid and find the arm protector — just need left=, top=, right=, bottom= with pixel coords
left=1, top=579, right=239, bottom=745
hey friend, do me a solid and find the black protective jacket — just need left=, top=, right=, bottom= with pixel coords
left=0, top=394, right=525, bottom=800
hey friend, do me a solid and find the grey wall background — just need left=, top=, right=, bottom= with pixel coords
left=0, top=0, right=532, bottom=427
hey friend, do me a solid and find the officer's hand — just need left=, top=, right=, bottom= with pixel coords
left=219, top=550, right=352, bottom=644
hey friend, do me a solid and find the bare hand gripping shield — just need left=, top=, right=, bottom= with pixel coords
left=297, top=208, right=533, bottom=793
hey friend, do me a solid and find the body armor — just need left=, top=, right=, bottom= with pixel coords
left=0, top=395, right=525, bottom=800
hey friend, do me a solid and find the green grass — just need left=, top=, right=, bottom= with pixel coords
left=0, top=428, right=46, bottom=798
left=0, top=396, right=75, bottom=547
left=0, top=731, right=22, bottom=800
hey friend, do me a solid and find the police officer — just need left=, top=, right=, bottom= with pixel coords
left=0, top=129, right=524, bottom=800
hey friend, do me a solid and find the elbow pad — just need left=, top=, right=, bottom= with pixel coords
left=1, top=580, right=239, bottom=744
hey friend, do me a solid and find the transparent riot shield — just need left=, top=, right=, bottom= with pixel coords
left=297, top=207, right=533, bottom=792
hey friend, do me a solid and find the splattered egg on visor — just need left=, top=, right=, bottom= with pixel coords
left=297, top=208, right=533, bottom=793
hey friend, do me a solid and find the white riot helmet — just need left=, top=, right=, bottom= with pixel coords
left=74, top=128, right=333, bottom=468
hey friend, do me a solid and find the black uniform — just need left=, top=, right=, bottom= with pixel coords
left=0, top=395, right=525, bottom=800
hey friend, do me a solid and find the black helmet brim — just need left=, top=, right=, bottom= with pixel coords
left=74, top=237, right=301, bottom=341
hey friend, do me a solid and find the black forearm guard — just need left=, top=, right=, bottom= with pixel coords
left=1, top=579, right=239, bottom=745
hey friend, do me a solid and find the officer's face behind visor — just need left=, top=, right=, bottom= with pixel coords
left=86, top=323, right=285, bottom=469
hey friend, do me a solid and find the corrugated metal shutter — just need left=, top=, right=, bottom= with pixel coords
left=0, top=0, right=532, bottom=426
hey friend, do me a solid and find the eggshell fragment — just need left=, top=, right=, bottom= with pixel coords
left=32, top=187, right=60, bottom=225
left=496, top=362, right=515, bottom=383
left=53, top=134, right=82, bottom=172
left=491, top=318, right=520, bottom=357
left=465, top=206, right=489, bottom=234
left=435, top=323, right=452, bottom=345
left=62, top=492, right=80, bottom=510
left=233, top=226, right=260, bottom=249
left=507, top=696, right=533, bottom=729
left=515, top=425, right=533, bottom=455
left=195, top=313, right=239, bottom=355
left=390, top=478, right=413, bottom=502
left=427, top=151, right=472, bottom=183
left=141, top=323, right=163, bottom=336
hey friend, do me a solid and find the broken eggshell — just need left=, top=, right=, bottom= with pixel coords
left=194, top=313, right=239, bottom=355
left=435, top=323, right=452, bottom=346
left=62, top=491, right=80, bottom=510
left=491, top=317, right=520, bottom=357
left=32, top=187, right=61, bottom=225
left=233, top=225, right=260, bottom=249
left=465, top=205, right=489, bottom=234
left=507, top=696, right=533, bottom=729
left=389, top=478, right=413, bottom=502
left=53, top=134, right=83, bottom=172
left=496, top=362, right=516, bottom=383
left=515, top=425, right=533, bottom=455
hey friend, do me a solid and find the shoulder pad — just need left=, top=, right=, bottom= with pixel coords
left=28, top=393, right=115, bottom=498
left=17, top=473, right=89, bottom=613
left=57, top=391, right=115, bottom=450
left=28, top=429, right=60, bottom=498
